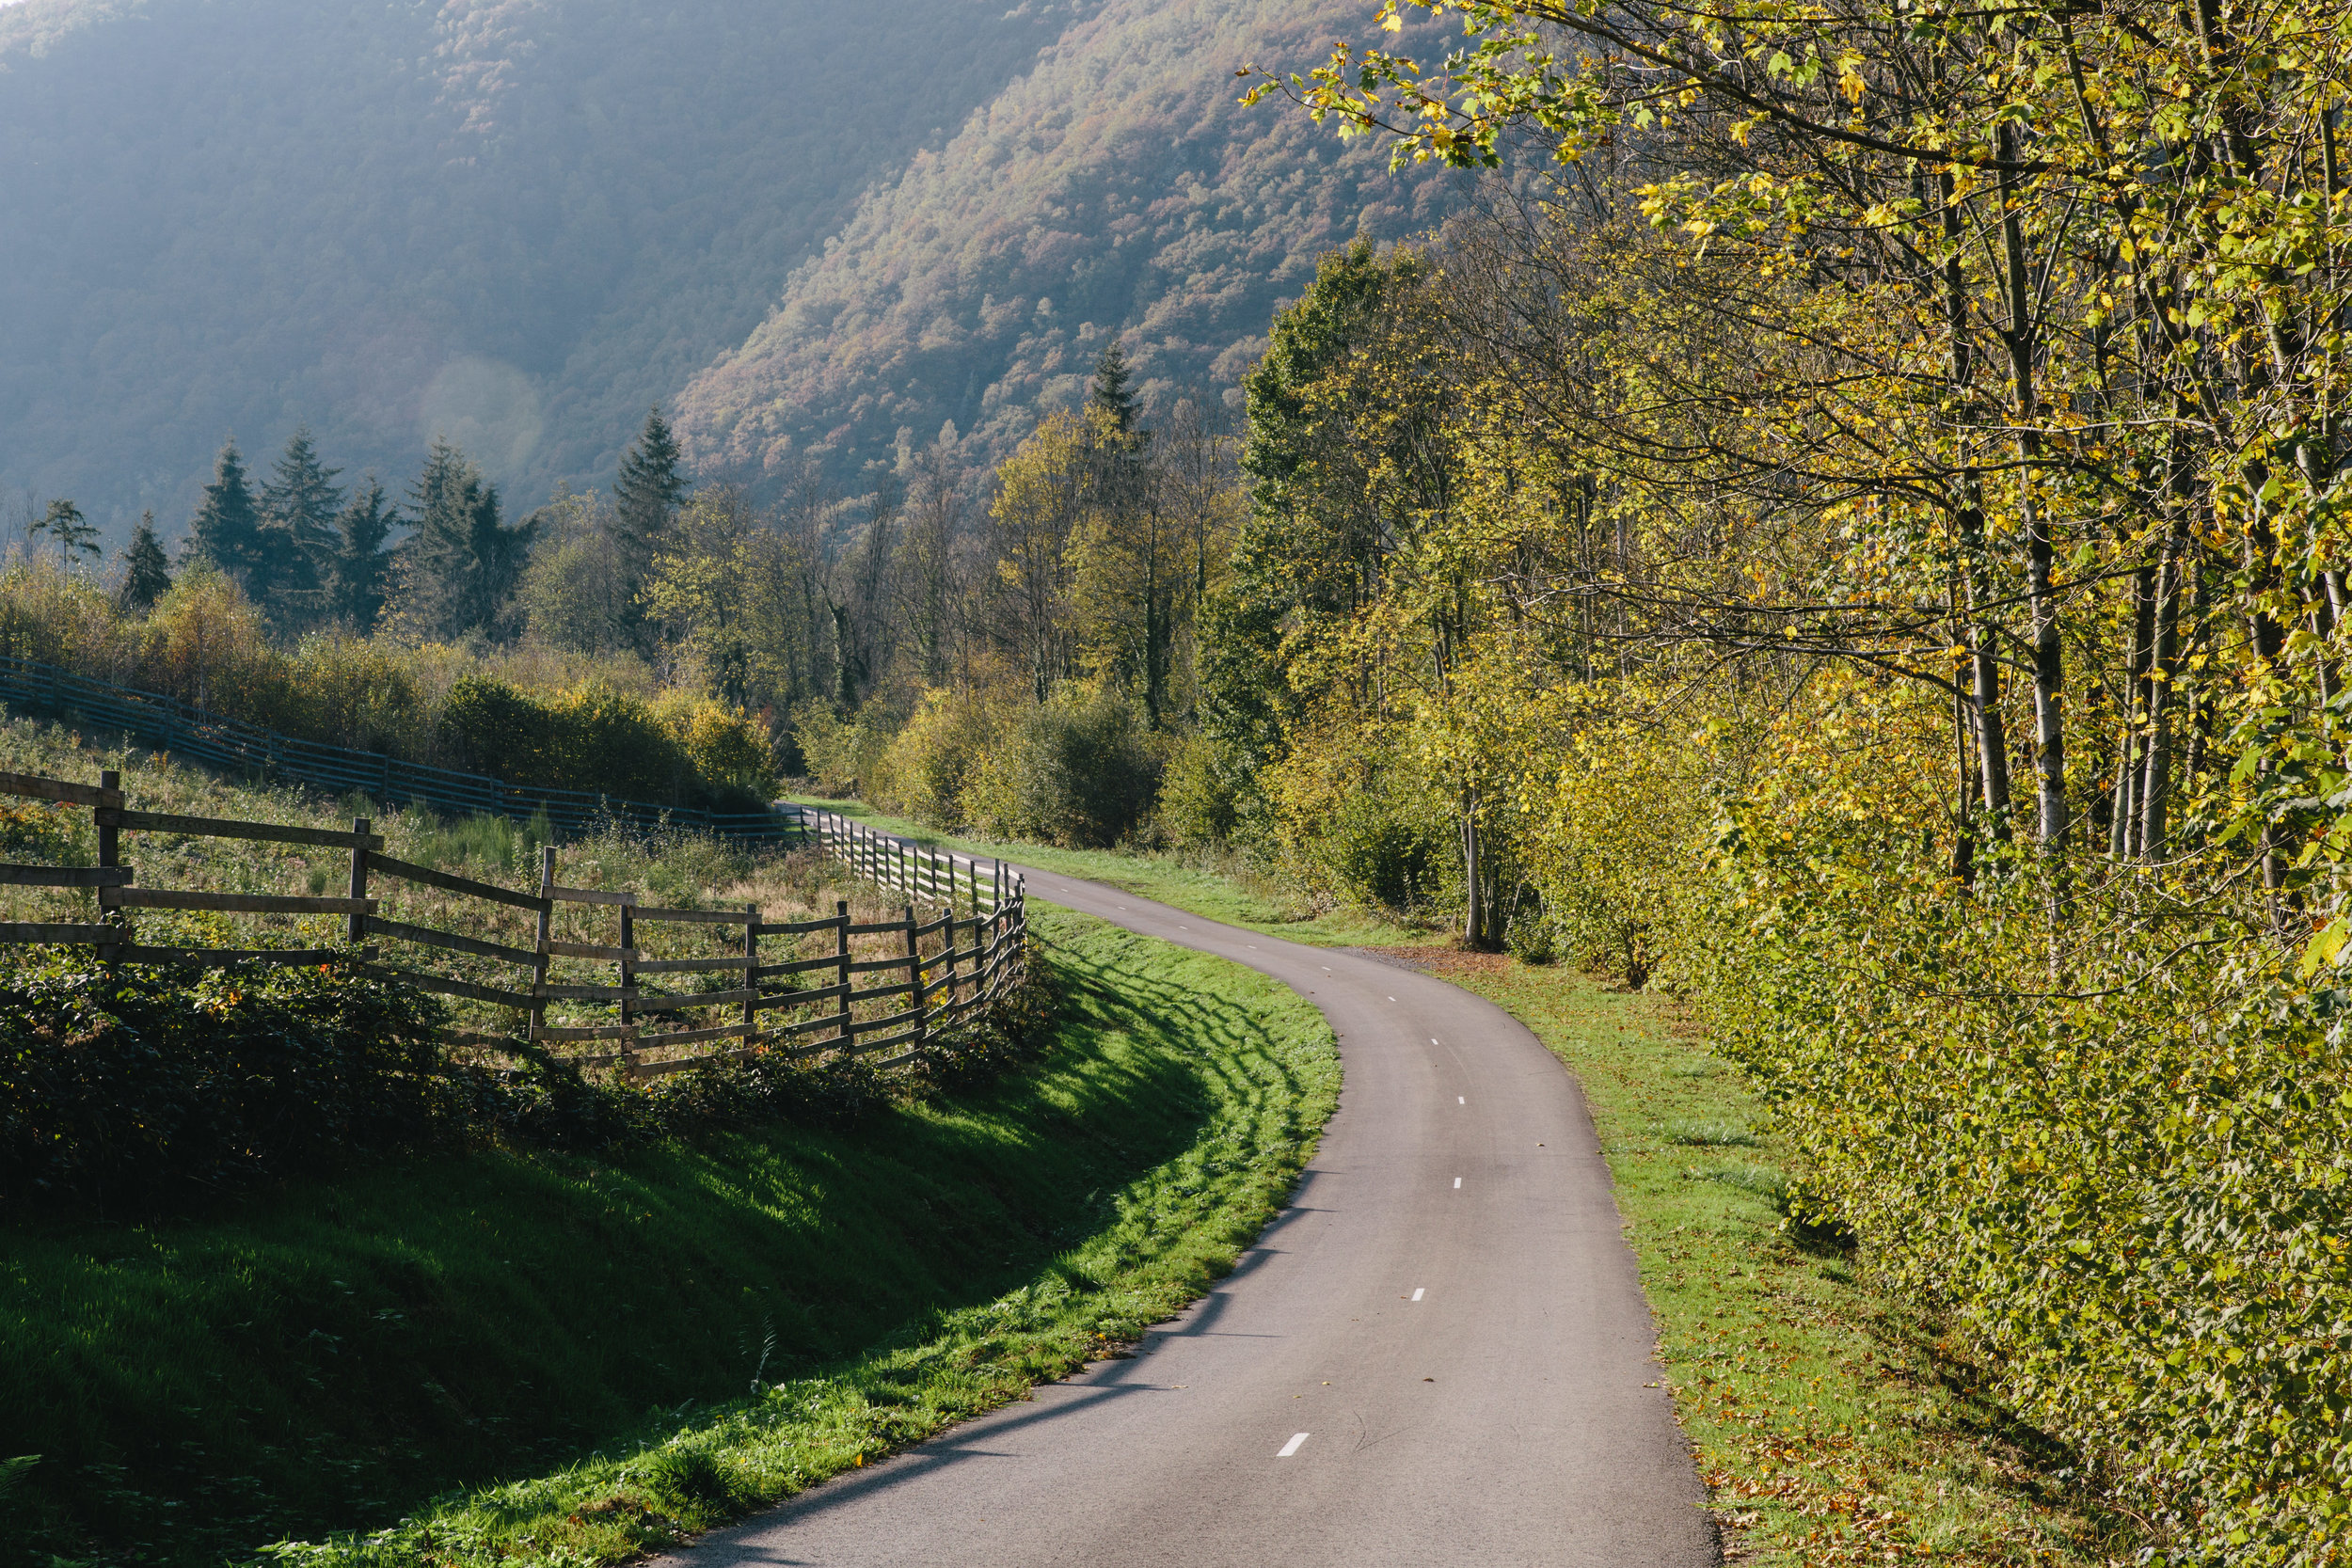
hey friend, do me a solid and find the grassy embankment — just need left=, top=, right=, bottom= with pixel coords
left=0, top=718, right=1340, bottom=1568
left=815, top=800, right=2116, bottom=1564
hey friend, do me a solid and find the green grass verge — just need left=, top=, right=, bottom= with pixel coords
left=1430, top=953, right=2113, bottom=1566
left=785, top=797, right=1436, bottom=948
left=2, top=908, right=1338, bottom=1568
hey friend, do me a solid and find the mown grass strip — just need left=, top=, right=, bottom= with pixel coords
left=218, top=909, right=1337, bottom=1568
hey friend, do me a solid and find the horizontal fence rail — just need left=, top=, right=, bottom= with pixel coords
left=0, top=772, right=1026, bottom=1079
left=0, top=653, right=796, bottom=843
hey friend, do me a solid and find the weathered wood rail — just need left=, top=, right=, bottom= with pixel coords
left=0, top=771, right=1026, bottom=1077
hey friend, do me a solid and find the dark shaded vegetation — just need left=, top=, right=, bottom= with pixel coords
left=0, top=942, right=1052, bottom=1216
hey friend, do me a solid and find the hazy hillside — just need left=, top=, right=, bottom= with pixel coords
left=0, top=0, right=1073, bottom=541
left=675, top=0, right=1464, bottom=488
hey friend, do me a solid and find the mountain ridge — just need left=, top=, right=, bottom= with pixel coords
left=0, top=0, right=1447, bottom=545
left=676, top=0, right=1463, bottom=490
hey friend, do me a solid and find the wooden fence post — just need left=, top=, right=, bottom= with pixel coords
left=618, top=895, right=637, bottom=1069
left=903, top=903, right=925, bottom=1048
left=97, top=769, right=122, bottom=959
left=834, top=898, right=852, bottom=1050
left=347, top=816, right=371, bottom=944
left=741, top=903, right=759, bottom=1040
left=532, top=846, right=554, bottom=1042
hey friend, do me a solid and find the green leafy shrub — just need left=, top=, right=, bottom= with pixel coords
left=1316, top=784, right=1450, bottom=913
left=0, top=955, right=449, bottom=1211
left=874, top=688, right=995, bottom=827
left=1154, top=730, right=1244, bottom=851
left=1503, top=895, right=1556, bottom=964
left=961, top=684, right=1157, bottom=848
left=0, top=558, right=773, bottom=812
left=789, top=699, right=898, bottom=798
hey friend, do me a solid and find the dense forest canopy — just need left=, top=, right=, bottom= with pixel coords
left=0, top=0, right=1074, bottom=542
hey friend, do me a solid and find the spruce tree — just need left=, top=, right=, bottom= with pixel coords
left=328, top=476, right=395, bottom=630
left=613, top=405, right=688, bottom=555
left=389, top=440, right=533, bottom=640
left=115, top=511, right=173, bottom=615
left=1089, top=339, right=1136, bottom=435
left=259, top=425, right=343, bottom=606
left=185, top=438, right=262, bottom=585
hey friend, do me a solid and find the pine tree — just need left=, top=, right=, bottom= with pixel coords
left=613, top=405, right=689, bottom=556
left=388, top=440, right=533, bottom=640
left=328, top=476, right=396, bottom=630
left=185, top=438, right=262, bottom=585
left=259, top=425, right=343, bottom=608
left=31, top=499, right=99, bottom=569
left=1089, top=339, right=1136, bottom=436
left=115, top=511, right=173, bottom=615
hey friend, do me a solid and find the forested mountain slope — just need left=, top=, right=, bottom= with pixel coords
left=673, top=0, right=1465, bottom=488
left=0, top=0, right=1073, bottom=540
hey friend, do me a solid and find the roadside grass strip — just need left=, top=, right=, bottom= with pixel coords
left=1406, top=950, right=2120, bottom=1567
left=8, top=909, right=1335, bottom=1568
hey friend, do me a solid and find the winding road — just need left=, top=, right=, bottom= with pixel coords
left=672, top=863, right=1717, bottom=1567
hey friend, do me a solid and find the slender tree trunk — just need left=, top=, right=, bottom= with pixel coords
left=1999, top=121, right=2067, bottom=847
left=2113, top=558, right=2154, bottom=859
left=1460, top=790, right=1486, bottom=949
left=1938, top=168, right=2012, bottom=829
left=2138, top=434, right=2197, bottom=860
left=2138, top=525, right=2186, bottom=860
left=1959, top=494, right=2013, bottom=823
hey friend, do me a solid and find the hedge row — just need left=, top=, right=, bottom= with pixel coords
left=0, top=947, right=1056, bottom=1215
left=1703, top=846, right=2352, bottom=1566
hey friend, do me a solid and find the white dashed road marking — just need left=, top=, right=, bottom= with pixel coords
left=1278, top=1433, right=1310, bottom=1458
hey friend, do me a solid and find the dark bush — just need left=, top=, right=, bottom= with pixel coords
left=0, top=942, right=1061, bottom=1216
left=0, top=955, right=449, bottom=1211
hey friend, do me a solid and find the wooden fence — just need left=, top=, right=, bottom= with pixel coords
left=0, top=771, right=1027, bottom=1076
left=0, top=654, right=797, bottom=843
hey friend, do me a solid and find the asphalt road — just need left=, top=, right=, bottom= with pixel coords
left=672, top=863, right=1717, bottom=1568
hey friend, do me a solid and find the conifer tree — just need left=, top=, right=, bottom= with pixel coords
left=115, top=511, right=173, bottom=615
left=613, top=405, right=689, bottom=557
left=184, top=438, right=262, bottom=586
left=31, top=499, right=99, bottom=569
left=1089, top=339, right=1136, bottom=436
left=259, top=425, right=343, bottom=602
left=328, top=476, right=396, bottom=630
left=388, top=439, right=532, bottom=641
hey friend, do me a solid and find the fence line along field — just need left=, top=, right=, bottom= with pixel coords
left=0, top=742, right=1026, bottom=1079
